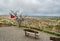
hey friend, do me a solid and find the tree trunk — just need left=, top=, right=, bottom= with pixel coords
left=18, top=21, right=21, bottom=27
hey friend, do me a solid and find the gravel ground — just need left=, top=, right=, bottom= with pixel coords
left=0, top=27, right=58, bottom=41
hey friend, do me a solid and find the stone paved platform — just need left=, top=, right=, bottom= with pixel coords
left=0, top=27, right=59, bottom=41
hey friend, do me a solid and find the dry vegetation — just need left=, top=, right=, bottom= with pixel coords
left=0, top=16, right=60, bottom=34
left=21, top=16, right=60, bottom=34
left=0, top=16, right=17, bottom=26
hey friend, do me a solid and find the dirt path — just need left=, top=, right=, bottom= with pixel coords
left=0, top=27, right=59, bottom=41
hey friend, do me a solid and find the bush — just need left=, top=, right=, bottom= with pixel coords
left=43, top=30, right=60, bottom=36
left=13, top=24, right=17, bottom=26
left=30, top=27, right=60, bottom=36
left=19, top=26, right=60, bottom=36
left=30, top=27, right=43, bottom=31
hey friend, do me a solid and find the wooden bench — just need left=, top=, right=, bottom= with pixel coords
left=24, top=29, right=39, bottom=38
left=50, top=37, right=60, bottom=41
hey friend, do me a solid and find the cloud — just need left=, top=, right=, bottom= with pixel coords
left=0, top=0, right=60, bottom=16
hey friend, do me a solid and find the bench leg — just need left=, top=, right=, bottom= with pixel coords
left=35, top=33, right=37, bottom=38
left=25, top=31, right=26, bottom=35
left=25, top=31, right=29, bottom=36
left=35, top=33, right=39, bottom=39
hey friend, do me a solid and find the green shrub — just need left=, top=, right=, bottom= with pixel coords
left=30, top=27, right=60, bottom=36
left=30, top=27, right=43, bottom=31
left=19, top=26, right=60, bottom=36
left=13, top=25, right=16, bottom=26
left=43, top=30, right=60, bottom=36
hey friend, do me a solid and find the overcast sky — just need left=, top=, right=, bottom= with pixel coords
left=0, top=0, right=60, bottom=16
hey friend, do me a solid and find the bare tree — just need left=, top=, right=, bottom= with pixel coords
left=10, top=10, right=26, bottom=27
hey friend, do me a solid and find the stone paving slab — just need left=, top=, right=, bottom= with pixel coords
left=0, top=27, right=59, bottom=41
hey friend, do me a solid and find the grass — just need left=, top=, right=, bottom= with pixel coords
left=43, top=30, right=60, bottom=36
left=31, top=27, right=60, bottom=36
left=21, top=26, right=60, bottom=36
